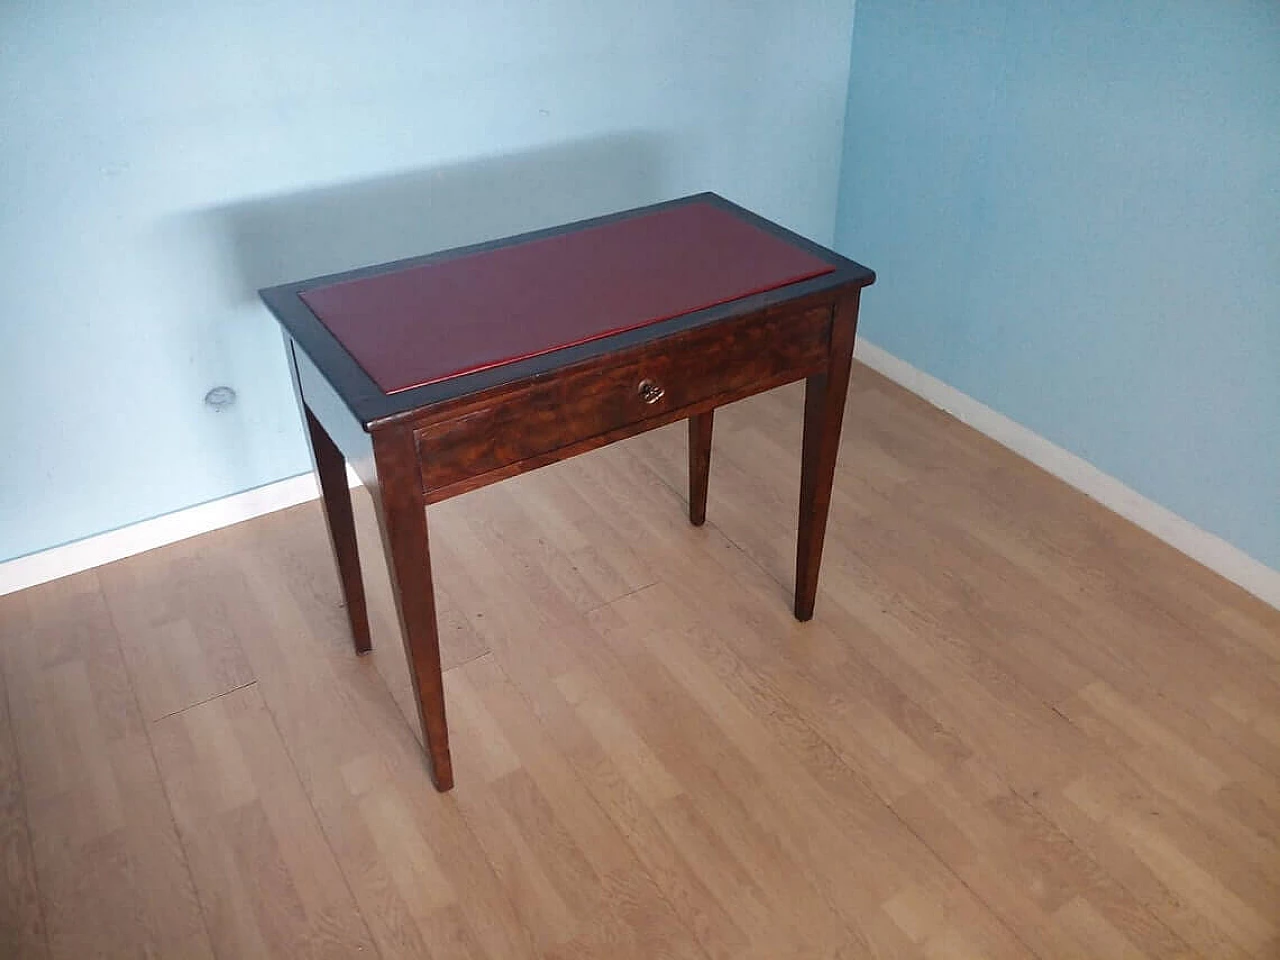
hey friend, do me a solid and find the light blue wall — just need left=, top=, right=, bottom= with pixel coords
left=1, top=0, right=856, bottom=562
left=837, top=0, right=1280, bottom=570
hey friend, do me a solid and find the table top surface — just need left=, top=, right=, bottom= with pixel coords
left=261, top=193, right=875, bottom=427
left=300, top=199, right=836, bottom=395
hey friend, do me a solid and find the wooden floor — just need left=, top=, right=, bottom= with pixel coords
left=3, top=365, right=1279, bottom=959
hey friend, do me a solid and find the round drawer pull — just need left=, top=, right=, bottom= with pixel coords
left=637, top=379, right=665, bottom=405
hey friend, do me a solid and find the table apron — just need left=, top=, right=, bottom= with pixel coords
left=420, top=361, right=824, bottom=504
left=413, top=301, right=834, bottom=502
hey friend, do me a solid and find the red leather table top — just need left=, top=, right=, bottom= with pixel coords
left=298, top=199, right=835, bottom=395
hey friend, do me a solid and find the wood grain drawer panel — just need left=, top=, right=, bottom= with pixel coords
left=414, top=304, right=832, bottom=493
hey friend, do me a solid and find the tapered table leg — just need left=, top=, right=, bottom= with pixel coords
left=688, top=411, right=714, bottom=526
left=370, top=428, right=454, bottom=791
left=303, top=408, right=373, bottom=655
left=795, top=291, right=861, bottom=621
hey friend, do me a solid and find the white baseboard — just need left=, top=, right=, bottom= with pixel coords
left=0, top=468, right=360, bottom=598
left=855, top=340, right=1280, bottom=611
left=4, top=351, right=1277, bottom=612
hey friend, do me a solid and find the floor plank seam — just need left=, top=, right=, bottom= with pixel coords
left=442, top=647, right=499, bottom=675
left=1001, top=698, right=1209, bottom=957
left=0, top=659, right=53, bottom=959
left=579, top=578, right=662, bottom=617
left=623, top=439, right=798, bottom=602
left=97, top=578, right=220, bottom=960
left=1007, top=779, right=1206, bottom=958
left=148, top=678, right=260, bottom=724
left=884, top=796, right=1050, bottom=960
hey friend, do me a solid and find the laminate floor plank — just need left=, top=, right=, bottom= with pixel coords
left=6, top=364, right=1277, bottom=959
left=0, top=573, right=214, bottom=960
left=210, top=529, right=542, bottom=960
left=150, top=682, right=376, bottom=959
left=97, top=538, right=256, bottom=723
left=443, top=454, right=1033, bottom=958
left=0, top=627, right=49, bottom=960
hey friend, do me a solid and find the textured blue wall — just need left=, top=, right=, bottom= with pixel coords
left=1, top=0, right=856, bottom=562
left=837, top=0, right=1280, bottom=570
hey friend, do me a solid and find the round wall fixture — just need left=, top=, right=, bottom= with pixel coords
left=204, top=385, right=237, bottom=410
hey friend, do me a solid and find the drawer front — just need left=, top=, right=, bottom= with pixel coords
left=414, top=303, right=832, bottom=494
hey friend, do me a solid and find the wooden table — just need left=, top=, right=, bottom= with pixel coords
left=261, top=193, right=875, bottom=791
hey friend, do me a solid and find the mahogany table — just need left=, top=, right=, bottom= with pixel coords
left=260, top=193, right=875, bottom=791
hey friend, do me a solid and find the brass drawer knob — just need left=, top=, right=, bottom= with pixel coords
left=637, top=379, right=665, bottom=404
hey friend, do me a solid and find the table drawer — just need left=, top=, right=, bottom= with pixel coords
left=414, top=303, right=832, bottom=495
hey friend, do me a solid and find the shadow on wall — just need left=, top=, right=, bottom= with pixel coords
left=198, top=132, right=673, bottom=303
left=155, top=132, right=671, bottom=493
